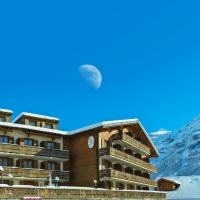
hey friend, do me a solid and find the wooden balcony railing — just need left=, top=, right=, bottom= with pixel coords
left=0, top=143, right=69, bottom=160
left=115, top=133, right=150, bottom=155
left=3, top=167, right=69, bottom=181
left=99, top=147, right=157, bottom=173
left=99, top=168, right=157, bottom=187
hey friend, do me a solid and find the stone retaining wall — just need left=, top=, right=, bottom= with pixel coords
left=0, top=187, right=166, bottom=200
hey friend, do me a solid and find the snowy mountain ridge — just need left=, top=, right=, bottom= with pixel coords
left=150, top=115, right=200, bottom=177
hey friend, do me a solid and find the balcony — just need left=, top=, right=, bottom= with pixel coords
left=113, top=133, right=150, bottom=155
left=99, top=168, right=157, bottom=188
left=3, top=167, right=69, bottom=181
left=99, top=147, right=157, bottom=173
left=0, top=143, right=69, bottom=160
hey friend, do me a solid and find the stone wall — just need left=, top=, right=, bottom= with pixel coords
left=0, top=187, right=166, bottom=200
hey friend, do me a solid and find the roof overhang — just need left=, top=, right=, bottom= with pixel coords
left=0, top=109, right=13, bottom=115
left=69, top=119, right=159, bottom=157
left=0, top=122, right=67, bottom=136
left=12, top=112, right=59, bottom=123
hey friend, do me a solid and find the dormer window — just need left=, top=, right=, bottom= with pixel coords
left=45, top=123, right=53, bottom=129
left=29, top=121, right=37, bottom=126
left=0, top=117, right=5, bottom=122
left=0, top=136, right=9, bottom=144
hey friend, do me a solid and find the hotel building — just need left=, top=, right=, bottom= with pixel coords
left=0, top=109, right=69, bottom=186
left=69, top=119, right=159, bottom=190
left=0, top=108, right=159, bottom=191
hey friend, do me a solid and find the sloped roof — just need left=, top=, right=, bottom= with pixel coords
left=13, top=112, right=59, bottom=123
left=0, top=109, right=13, bottom=114
left=0, top=122, right=67, bottom=135
left=157, top=177, right=181, bottom=185
left=69, top=119, right=159, bottom=157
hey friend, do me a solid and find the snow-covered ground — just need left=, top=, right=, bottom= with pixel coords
left=165, top=176, right=200, bottom=200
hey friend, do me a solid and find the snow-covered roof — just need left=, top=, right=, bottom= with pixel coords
left=157, top=177, right=181, bottom=185
left=0, top=122, right=67, bottom=135
left=13, top=112, right=59, bottom=123
left=69, top=119, right=159, bottom=156
left=0, top=109, right=13, bottom=114
left=164, top=176, right=200, bottom=200
left=69, top=119, right=139, bottom=135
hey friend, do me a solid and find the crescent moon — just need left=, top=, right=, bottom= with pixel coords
left=79, top=64, right=102, bottom=90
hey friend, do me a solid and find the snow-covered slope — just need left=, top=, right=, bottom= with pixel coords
left=150, top=116, right=200, bottom=177
left=166, top=176, right=200, bottom=200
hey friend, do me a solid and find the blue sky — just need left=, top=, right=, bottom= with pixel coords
left=1, top=1, right=200, bottom=132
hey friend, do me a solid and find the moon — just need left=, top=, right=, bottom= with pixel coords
left=79, top=64, right=102, bottom=90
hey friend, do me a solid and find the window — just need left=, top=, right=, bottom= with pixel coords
left=29, top=121, right=37, bottom=126
left=45, top=123, right=53, bottom=129
left=0, top=136, right=9, bottom=144
left=47, top=142, right=55, bottom=150
left=24, top=160, right=33, bottom=168
left=0, top=158, right=8, bottom=166
left=47, top=162, right=56, bottom=170
left=0, top=117, right=5, bottom=122
left=24, top=138, right=33, bottom=146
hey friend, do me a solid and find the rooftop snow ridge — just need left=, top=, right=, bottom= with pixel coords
left=0, top=109, right=13, bottom=114
left=13, top=112, right=59, bottom=123
left=0, top=121, right=67, bottom=135
left=69, top=119, right=139, bottom=135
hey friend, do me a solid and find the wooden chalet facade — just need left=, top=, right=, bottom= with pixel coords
left=69, top=119, right=159, bottom=190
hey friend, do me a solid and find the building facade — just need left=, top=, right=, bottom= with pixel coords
left=69, top=119, right=159, bottom=190
left=0, top=108, right=159, bottom=191
left=0, top=109, right=70, bottom=186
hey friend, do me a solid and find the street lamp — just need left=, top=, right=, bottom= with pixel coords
left=8, top=173, right=13, bottom=186
left=8, top=173, right=13, bottom=178
left=55, top=176, right=60, bottom=187
left=93, top=179, right=97, bottom=189
left=49, top=174, right=52, bottom=187
left=0, top=166, right=4, bottom=184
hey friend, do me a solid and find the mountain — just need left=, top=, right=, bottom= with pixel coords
left=150, top=116, right=200, bottom=177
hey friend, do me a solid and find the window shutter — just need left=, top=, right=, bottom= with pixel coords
left=34, top=139, right=38, bottom=147
left=63, top=161, right=69, bottom=171
left=20, top=138, right=24, bottom=146
left=40, top=141, right=45, bottom=148
left=16, top=138, right=20, bottom=145
left=9, top=137, right=14, bottom=144
left=20, top=159, right=24, bottom=168
left=56, top=162, right=60, bottom=171
left=44, top=161, right=48, bottom=169
left=33, top=160, right=38, bottom=168
left=55, top=143, right=60, bottom=150
left=16, top=159, right=22, bottom=167
left=40, top=161, right=45, bottom=169
left=8, top=158, right=13, bottom=166
left=44, top=141, right=48, bottom=148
